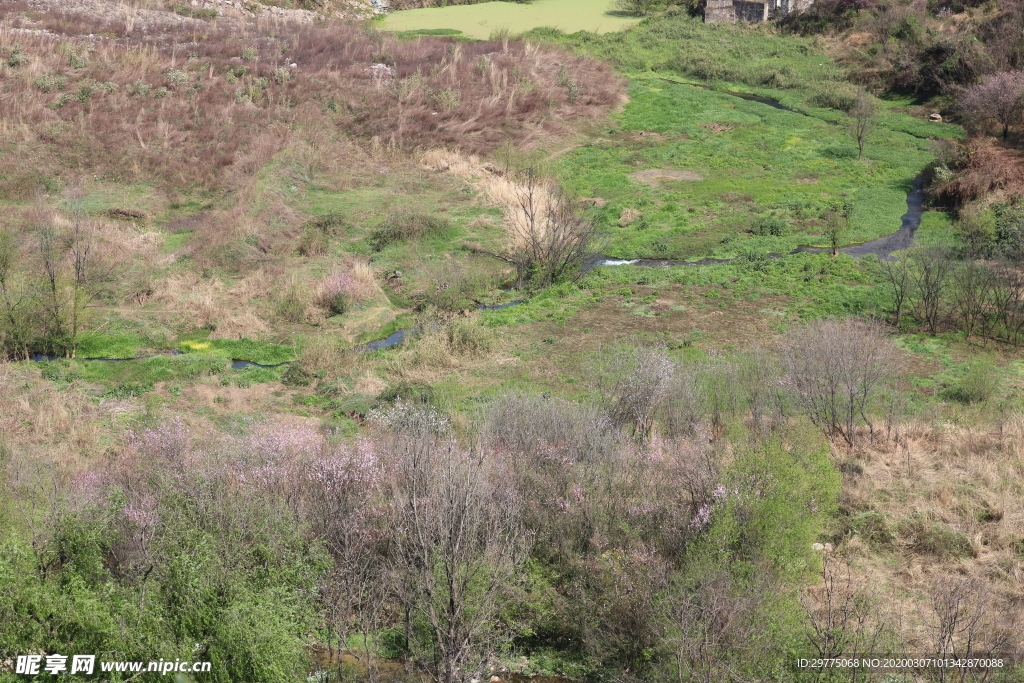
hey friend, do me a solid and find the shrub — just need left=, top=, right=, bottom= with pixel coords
left=296, top=228, right=329, bottom=257
left=835, top=511, right=896, bottom=550
left=173, top=4, right=218, bottom=19
left=782, top=318, right=900, bottom=446
left=900, top=516, right=975, bottom=559
left=750, top=215, right=787, bottom=237
left=33, top=73, right=67, bottom=92
left=303, top=213, right=349, bottom=236
left=275, top=278, right=309, bottom=323
left=615, top=0, right=671, bottom=16
left=369, top=213, right=449, bottom=251
left=807, top=81, right=857, bottom=111
left=316, top=272, right=351, bottom=315
left=281, top=363, right=314, bottom=386
left=5, top=43, right=28, bottom=68
left=377, top=380, right=436, bottom=405
left=297, top=214, right=349, bottom=257
left=943, top=360, right=1000, bottom=404
left=443, top=317, right=496, bottom=356
left=165, top=68, right=190, bottom=88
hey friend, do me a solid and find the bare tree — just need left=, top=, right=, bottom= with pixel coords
left=781, top=318, right=900, bottom=446
left=952, top=263, right=997, bottom=340
left=848, top=87, right=879, bottom=160
left=956, top=71, right=1024, bottom=139
left=925, top=577, right=1016, bottom=683
left=800, top=554, right=891, bottom=683
left=505, top=168, right=598, bottom=287
left=32, top=216, right=113, bottom=357
left=660, top=363, right=707, bottom=440
left=908, top=247, right=956, bottom=334
left=664, top=570, right=769, bottom=683
left=302, top=448, right=390, bottom=682
left=991, top=262, right=1024, bottom=345
left=874, top=257, right=912, bottom=329
left=384, top=408, right=527, bottom=683
left=0, top=227, right=34, bottom=359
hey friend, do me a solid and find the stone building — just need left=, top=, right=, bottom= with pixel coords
left=704, top=0, right=815, bottom=23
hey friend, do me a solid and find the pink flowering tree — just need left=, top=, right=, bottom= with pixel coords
left=957, top=71, right=1024, bottom=139
left=317, top=268, right=356, bottom=315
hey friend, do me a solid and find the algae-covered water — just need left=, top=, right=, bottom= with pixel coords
left=382, top=0, right=640, bottom=40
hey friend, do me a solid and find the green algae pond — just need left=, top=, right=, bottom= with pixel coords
left=381, top=0, right=641, bottom=40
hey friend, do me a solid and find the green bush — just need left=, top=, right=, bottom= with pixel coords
left=444, top=318, right=497, bottom=356
left=330, top=392, right=375, bottom=417
left=899, top=515, right=974, bottom=559
left=751, top=215, right=788, bottom=237
left=369, top=212, right=450, bottom=251
left=835, top=510, right=896, bottom=550
left=377, top=380, right=436, bottom=405
left=281, top=364, right=314, bottom=386
left=943, top=360, right=1000, bottom=404
left=807, top=81, right=857, bottom=111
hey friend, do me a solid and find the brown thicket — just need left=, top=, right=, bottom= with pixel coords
left=931, top=139, right=1024, bottom=206
left=0, top=9, right=623, bottom=193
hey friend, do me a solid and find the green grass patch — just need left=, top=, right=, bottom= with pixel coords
left=557, top=80, right=934, bottom=260
left=75, top=333, right=145, bottom=359
left=177, top=338, right=296, bottom=365
left=912, top=211, right=956, bottom=249
left=356, top=313, right=417, bottom=344
left=38, top=354, right=229, bottom=392
left=162, top=231, right=193, bottom=252
left=234, top=365, right=284, bottom=386
left=483, top=253, right=882, bottom=329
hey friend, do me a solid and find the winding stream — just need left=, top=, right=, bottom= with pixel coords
left=593, top=175, right=926, bottom=268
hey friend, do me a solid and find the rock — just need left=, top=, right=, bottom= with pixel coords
left=929, top=113, right=942, bottom=122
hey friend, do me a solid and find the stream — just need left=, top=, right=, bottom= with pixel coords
left=25, top=119, right=924, bottom=364
left=592, top=174, right=926, bottom=268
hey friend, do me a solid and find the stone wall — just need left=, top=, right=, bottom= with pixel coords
left=734, top=0, right=768, bottom=22
left=705, top=0, right=812, bottom=23
left=704, top=0, right=739, bottom=22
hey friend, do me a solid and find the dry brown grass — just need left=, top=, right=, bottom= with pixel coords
left=423, top=147, right=562, bottom=249
left=0, top=363, right=109, bottom=457
left=387, top=316, right=505, bottom=381
left=298, top=333, right=351, bottom=376
left=829, top=414, right=1024, bottom=653
left=0, top=9, right=623, bottom=196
